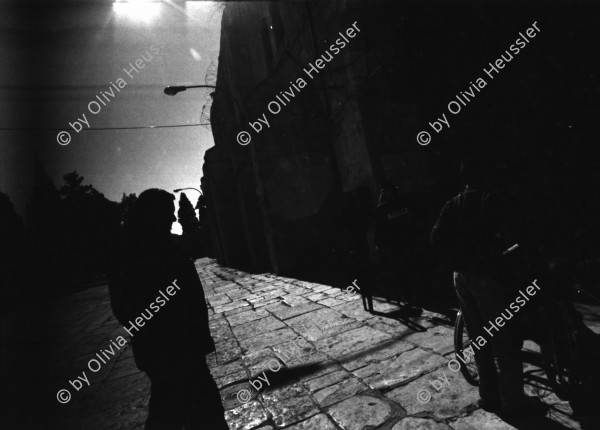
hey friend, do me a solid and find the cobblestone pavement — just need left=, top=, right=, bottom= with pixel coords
left=199, top=259, right=591, bottom=430
left=8, top=258, right=597, bottom=429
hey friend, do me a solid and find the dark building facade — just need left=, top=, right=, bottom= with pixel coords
left=203, top=0, right=600, bottom=299
left=204, top=1, right=440, bottom=282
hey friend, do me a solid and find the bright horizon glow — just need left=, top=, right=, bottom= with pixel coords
left=113, top=0, right=162, bottom=23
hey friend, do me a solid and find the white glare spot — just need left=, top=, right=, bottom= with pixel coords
left=189, top=48, right=202, bottom=61
left=113, top=0, right=161, bottom=23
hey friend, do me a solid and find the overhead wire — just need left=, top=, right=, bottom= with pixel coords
left=0, top=123, right=210, bottom=131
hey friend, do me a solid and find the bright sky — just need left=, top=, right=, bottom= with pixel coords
left=0, top=0, right=223, bottom=234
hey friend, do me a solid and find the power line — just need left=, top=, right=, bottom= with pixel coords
left=0, top=123, right=211, bottom=132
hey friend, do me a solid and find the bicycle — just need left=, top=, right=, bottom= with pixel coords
left=453, top=246, right=585, bottom=400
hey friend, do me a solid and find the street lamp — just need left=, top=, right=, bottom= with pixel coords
left=164, top=85, right=218, bottom=96
left=165, top=83, right=277, bottom=270
left=174, top=187, right=202, bottom=195
left=164, top=84, right=242, bottom=113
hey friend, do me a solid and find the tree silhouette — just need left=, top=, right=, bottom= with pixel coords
left=27, top=159, right=60, bottom=231
left=120, top=193, right=137, bottom=224
left=23, top=165, right=122, bottom=298
left=177, top=193, right=200, bottom=235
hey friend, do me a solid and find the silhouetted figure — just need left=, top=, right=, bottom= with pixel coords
left=431, top=158, right=544, bottom=419
left=109, top=189, right=228, bottom=430
left=375, top=180, right=421, bottom=315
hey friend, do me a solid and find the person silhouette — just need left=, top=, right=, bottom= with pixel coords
left=108, top=188, right=228, bottom=430
left=431, top=158, right=545, bottom=419
left=375, top=180, right=422, bottom=315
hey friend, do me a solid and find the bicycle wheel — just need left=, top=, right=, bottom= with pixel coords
left=454, top=310, right=479, bottom=386
left=540, top=301, right=582, bottom=399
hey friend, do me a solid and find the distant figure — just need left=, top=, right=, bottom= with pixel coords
left=109, top=189, right=228, bottom=430
left=375, top=180, right=421, bottom=315
left=431, top=157, right=544, bottom=418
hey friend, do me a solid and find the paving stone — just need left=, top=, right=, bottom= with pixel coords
left=284, top=413, right=338, bottom=430
left=449, top=409, right=517, bottom=429
left=307, top=293, right=327, bottom=301
left=224, top=400, right=270, bottom=430
left=206, top=351, right=218, bottom=368
left=385, top=367, right=479, bottom=420
left=212, top=324, right=236, bottom=343
left=298, top=290, right=319, bottom=298
left=318, top=297, right=347, bottom=307
left=225, top=304, right=256, bottom=317
left=232, top=316, right=287, bottom=340
left=215, top=370, right=248, bottom=389
left=288, top=351, right=343, bottom=382
left=243, top=347, right=285, bottom=377
left=209, top=312, right=227, bottom=322
left=313, top=376, right=368, bottom=407
left=253, top=298, right=283, bottom=308
left=285, top=308, right=349, bottom=339
left=409, top=312, right=440, bottom=329
left=239, top=327, right=299, bottom=353
left=210, top=359, right=246, bottom=379
left=221, top=381, right=259, bottom=409
left=352, top=347, right=445, bottom=389
left=209, top=294, right=232, bottom=307
left=333, top=301, right=375, bottom=321
left=321, top=287, right=343, bottom=296
left=363, top=315, right=430, bottom=336
left=265, top=302, right=324, bottom=320
left=214, top=301, right=251, bottom=314
left=312, top=320, right=364, bottom=341
left=215, top=338, right=238, bottom=351
left=404, top=325, right=455, bottom=355
left=255, top=286, right=280, bottom=294
left=216, top=344, right=243, bottom=365
left=227, top=308, right=270, bottom=326
left=338, top=292, right=363, bottom=302
left=313, top=325, right=392, bottom=361
left=328, top=394, right=394, bottom=430
left=272, top=337, right=317, bottom=364
left=210, top=316, right=231, bottom=331
left=281, top=295, right=311, bottom=306
left=227, top=290, right=253, bottom=300
left=392, top=417, right=453, bottom=430
left=310, top=285, right=332, bottom=293
left=341, top=338, right=416, bottom=371
left=262, top=391, right=319, bottom=427
left=302, top=369, right=351, bottom=392
left=214, top=283, right=239, bottom=294
left=265, top=379, right=306, bottom=396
